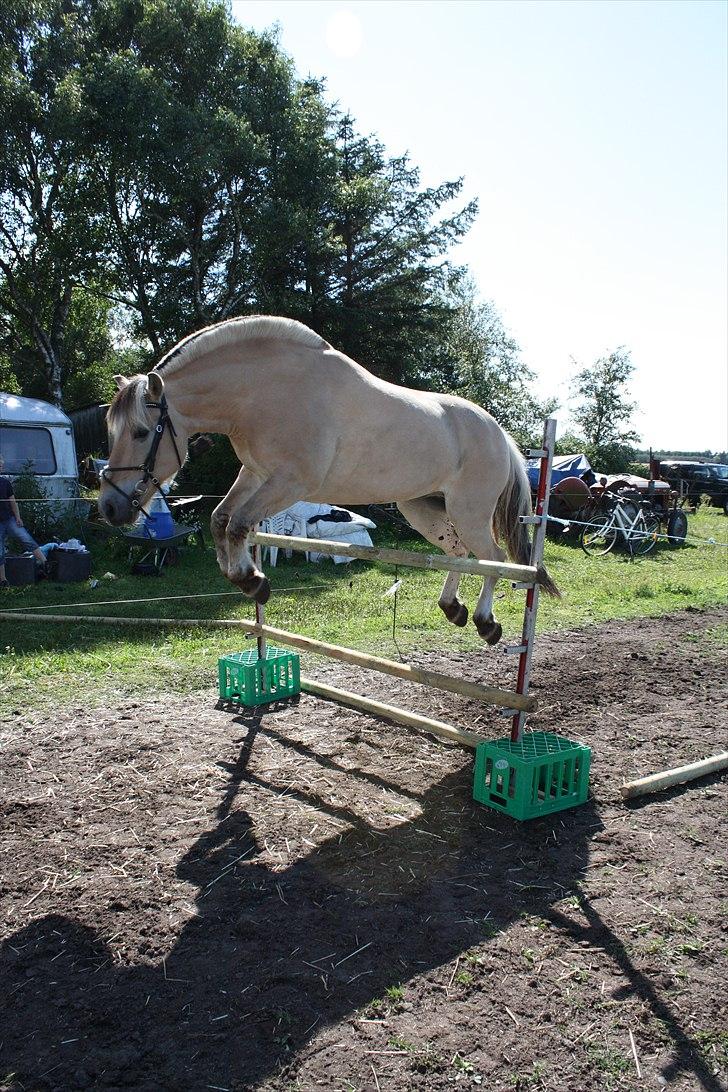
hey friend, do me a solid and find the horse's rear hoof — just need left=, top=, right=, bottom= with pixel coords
left=476, top=618, right=503, bottom=645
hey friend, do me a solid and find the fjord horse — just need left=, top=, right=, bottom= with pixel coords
left=100, top=316, right=558, bottom=644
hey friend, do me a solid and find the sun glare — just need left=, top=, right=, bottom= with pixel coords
left=325, top=10, right=363, bottom=59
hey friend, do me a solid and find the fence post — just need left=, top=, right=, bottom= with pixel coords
left=511, top=417, right=557, bottom=743
left=253, top=537, right=266, bottom=661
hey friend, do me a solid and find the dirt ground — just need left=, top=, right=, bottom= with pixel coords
left=1, top=607, right=727, bottom=1092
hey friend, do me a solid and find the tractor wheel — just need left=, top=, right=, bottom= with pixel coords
left=667, top=510, right=688, bottom=546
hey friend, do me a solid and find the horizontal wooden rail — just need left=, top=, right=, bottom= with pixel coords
left=621, top=752, right=728, bottom=800
left=300, top=678, right=484, bottom=749
left=249, top=531, right=538, bottom=584
left=0, top=611, right=535, bottom=713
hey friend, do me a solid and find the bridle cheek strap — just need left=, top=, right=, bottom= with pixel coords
left=102, top=394, right=184, bottom=517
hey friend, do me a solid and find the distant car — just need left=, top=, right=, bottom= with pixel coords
left=658, top=461, right=728, bottom=514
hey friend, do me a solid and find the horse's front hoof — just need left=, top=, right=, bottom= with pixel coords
left=252, top=576, right=271, bottom=605
left=475, top=618, right=502, bottom=645
left=439, top=599, right=469, bottom=628
left=237, top=572, right=271, bottom=604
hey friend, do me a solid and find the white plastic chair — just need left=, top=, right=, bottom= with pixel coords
left=258, top=509, right=309, bottom=566
left=281, top=509, right=309, bottom=558
left=258, top=513, right=285, bottom=567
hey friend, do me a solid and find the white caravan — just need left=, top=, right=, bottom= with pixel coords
left=0, top=392, right=79, bottom=498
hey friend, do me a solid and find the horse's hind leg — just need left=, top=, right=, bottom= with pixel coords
left=444, top=488, right=507, bottom=646
left=396, top=497, right=470, bottom=628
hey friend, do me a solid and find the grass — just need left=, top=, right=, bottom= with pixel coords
left=695, top=1029, right=728, bottom=1068
left=584, top=1043, right=632, bottom=1081
left=0, top=507, right=726, bottom=712
left=362, top=983, right=406, bottom=1019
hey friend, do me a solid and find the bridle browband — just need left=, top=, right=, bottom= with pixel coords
left=102, top=393, right=184, bottom=517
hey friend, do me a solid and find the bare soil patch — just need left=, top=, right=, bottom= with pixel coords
left=1, top=607, right=727, bottom=1092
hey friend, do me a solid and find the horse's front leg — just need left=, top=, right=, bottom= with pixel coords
left=210, top=468, right=263, bottom=577
left=225, top=470, right=304, bottom=602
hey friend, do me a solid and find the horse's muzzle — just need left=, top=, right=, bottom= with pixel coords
left=99, top=490, right=135, bottom=526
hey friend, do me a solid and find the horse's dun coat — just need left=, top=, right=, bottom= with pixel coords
left=101, top=316, right=558, bottom=643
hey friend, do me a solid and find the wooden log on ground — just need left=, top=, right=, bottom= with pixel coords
left=249, top=531, right=538, bottom=584
left=0, top=611, right=535, bottom=712
left=300, top=677, right=484, bottom=749
left=621, top=752, right=728, bottom=801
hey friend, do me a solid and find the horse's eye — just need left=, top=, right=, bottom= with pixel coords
left=132, top=428, right=150, bottom=441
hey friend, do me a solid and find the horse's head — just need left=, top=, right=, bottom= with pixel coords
left=99, top=371, right=189, bottom=525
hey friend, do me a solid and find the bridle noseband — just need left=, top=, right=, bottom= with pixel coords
left=102, top=394, right=184, bottom=516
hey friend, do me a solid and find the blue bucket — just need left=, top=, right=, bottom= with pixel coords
left=144, top=510, right=175, bottom=539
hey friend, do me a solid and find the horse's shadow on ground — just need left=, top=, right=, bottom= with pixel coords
left=1, top=706, right=721, bottom=1092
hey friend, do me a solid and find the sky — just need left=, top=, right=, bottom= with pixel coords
left=232, top=0, right=727, bottom=452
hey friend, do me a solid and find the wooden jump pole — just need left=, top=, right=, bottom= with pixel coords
left=0, top=611, right=535, bottom=712
left=249, top=531, right=539, bottom=584
left=300, top=678, right=484, bottom=748
left=621, top=752, right=728, bottom=800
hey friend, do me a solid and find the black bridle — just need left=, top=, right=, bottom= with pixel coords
left=102, top=394, right=184, bottom=516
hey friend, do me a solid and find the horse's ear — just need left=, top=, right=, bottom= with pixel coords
left=146, top=372, right=164, bottom=400
left=113, top=374, right=129, bottom=390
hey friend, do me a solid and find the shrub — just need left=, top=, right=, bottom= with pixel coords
left=11, top=464, right=86, bottom=544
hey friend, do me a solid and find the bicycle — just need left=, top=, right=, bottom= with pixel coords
left=580, top=491, right=661, bottom=557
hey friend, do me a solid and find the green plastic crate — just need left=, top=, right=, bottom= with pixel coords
left=218, top=646, right=301, bottom=707
left=473, top=731, right=591, bottom=820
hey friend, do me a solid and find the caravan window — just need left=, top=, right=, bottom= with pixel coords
left=0, top=426, right=57, bottom=474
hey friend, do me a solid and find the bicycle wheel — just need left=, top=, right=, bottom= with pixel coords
left=581, top=513, right=618, bottom=556
left=632, top=510, right=661, bottom=555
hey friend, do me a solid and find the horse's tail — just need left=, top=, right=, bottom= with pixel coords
left=494, top=434, right=561, bottom=599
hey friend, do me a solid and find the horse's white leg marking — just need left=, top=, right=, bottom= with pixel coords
left=211, top=468, right=262, bottom=577
left=444, top=485, right=507, bottom=645
left=225, top=469, right=304, bottom=601
left=397, top=497, right=470, bottom=628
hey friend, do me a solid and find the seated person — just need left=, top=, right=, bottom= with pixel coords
left=0, top=455, right=48, bottom=588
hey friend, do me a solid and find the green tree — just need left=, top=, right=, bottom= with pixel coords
left=427, top=275, right=556, bottom=445
left=84, top=0, right=334, bottom=353
left=553, top=429, right=592, bottom=457
left=0, top=282, right=118, bottom=410
left=0, top=0, right=105, bottom=406
left=314, top=115, right=477, bottom=385
left=0, top=0, right=484, bottom=411
left=571, top=348, right=640, bottom=471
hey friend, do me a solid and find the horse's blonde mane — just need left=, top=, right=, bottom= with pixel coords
left=106, top=376, right=153, bottom=442
left=156, top=316, right=329, bottom=376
